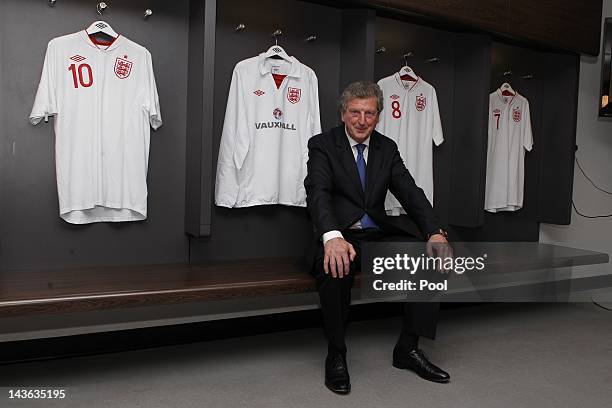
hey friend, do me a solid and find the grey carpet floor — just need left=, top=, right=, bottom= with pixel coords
left=1, top=302, right=611, bottom=408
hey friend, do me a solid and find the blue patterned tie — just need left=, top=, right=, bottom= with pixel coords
left=355, top=144, right=379, bottom=229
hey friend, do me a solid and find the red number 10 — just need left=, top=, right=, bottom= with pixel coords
left=69, top=63, right=93, bottom=88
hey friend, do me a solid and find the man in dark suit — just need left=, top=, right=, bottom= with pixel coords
left=304, top=81, right=451, bottom=394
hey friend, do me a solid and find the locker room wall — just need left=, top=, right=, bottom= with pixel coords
left=0, top=0, right=581, bottom=271
left=0, top=0, right=190, bottom=270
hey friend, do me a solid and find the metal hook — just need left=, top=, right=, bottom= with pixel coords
left=144, top=9, right=153, bottom=19
left=49, top=0, right=57, bottom=7
left=376, top=46, right=386, bottom=54
left=426, top=57, right=440, bottom=63
left=306, top=35, right=317, bottom=43
left=96, top=2, right=107, bottom=15
left=402, top=52, right=413, bottom=66
left=272, top=29, right=283, bottom=46
left=235, top=23, right=246, bottom=32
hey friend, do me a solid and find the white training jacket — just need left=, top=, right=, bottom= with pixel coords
left=215, top=53, right=321, bottom=208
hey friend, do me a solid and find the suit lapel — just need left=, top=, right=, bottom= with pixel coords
left=333, top=126, right=364, bottom=200
left=365, top=132, right=383, bottom=199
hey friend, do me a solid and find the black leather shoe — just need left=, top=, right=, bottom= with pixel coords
left=325, top=354, right=351, bottom=394
left=392, top=347, right=450, bottom=383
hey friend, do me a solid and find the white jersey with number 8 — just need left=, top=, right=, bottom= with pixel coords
left=376, top=73, right=443, bottom=215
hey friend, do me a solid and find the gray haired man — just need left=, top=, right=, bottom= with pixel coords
left=304, top=81, right=450, bottom=394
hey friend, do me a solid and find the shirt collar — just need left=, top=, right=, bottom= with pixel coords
left=394, top=71, right=420, bottom=92
left=80, top=30, right=123, bottom=51
left=345, top=126, right=370, bottom=149
left=497, top=88, right=517, bottom=105
left=258, top=53, right=302, bottom=78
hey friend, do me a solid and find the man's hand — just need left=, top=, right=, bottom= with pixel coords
left=426, top=234, right=454, bottom=272
left=323, top=237, right=357, bottom=278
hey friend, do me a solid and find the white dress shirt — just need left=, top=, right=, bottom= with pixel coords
left=321, top=128, right=370, bottom=244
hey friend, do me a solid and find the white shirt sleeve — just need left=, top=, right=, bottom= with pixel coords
left=375, top=79, right=386, bottom=134
left=30, top=41, right=58, bottom=125
left=143, top=50, right=162, bottom=130
left=215, top=65, right=250, bottom=207
left=309, top=70, right=321, bottom=136
left=431, top=88, right=444, bottom=146
left=522, top=100, right=533, bottom=151
left=322, top=230, right=344, bottom=244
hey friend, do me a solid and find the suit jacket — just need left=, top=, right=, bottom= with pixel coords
left=304, top=125, right=441, bottom=266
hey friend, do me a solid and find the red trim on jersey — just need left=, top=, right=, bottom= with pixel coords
left=272, top=73, right=287, bottom=89
left=85, top=31, right=121, bottom=50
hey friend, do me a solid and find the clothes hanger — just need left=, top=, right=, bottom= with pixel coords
left=263, top=34, right=291, bottom=61
left=500, top=82, right=516, bottom=97
left=399, top=53, right=418, bottom=82
left=399, top=65, right=418, bottom=82
left=85, top=20, right=118, bottom=45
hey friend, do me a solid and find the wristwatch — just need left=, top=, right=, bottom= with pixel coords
left=426, top=228, right=448, bottom=240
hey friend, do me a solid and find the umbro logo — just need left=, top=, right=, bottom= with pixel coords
left=253, top=90, right=265, bottom=96
left=272, top=47, right=283, bottom=53
left=95, top=22, right=108, bottom=30
left=70, top=55, right=86, bottom=62
left=390, top=94, right=400, bottom=100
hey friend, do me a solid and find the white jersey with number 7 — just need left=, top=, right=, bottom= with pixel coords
left=485, top=90, right=533, bottom=212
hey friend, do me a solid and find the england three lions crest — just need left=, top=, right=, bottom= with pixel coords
left=415, top=95, right=426, bottom=111
left=512, top=107, right=522, bottom=122
left=114, top=57, right=133, bottom=79
left=287, top=87, right=301, bottom=104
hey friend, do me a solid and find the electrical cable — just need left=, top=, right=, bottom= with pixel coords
left=572, top=156, right=612, bottom=218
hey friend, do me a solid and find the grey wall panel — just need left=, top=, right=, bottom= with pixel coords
left=185, top=0, right=216, bottom=237
left=538, top=52, right=580, bottom=225
left=449, top=34, right=490, bottom=228
left=189, top=0, right=343, bottom=262
left=0, top=0, right=190, bottom=269
left=339, top=9, right=376, bottom=92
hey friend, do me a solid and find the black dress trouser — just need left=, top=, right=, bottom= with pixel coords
left=313, top=229, right=440, bottom=357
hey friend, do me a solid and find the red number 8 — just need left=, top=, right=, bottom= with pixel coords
left=391, top=100, right=402, bottom=119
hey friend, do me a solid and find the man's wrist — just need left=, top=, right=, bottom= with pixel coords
left=322, top=230, right=344, bottom=245
left=426, top=228, right=448, bottom=240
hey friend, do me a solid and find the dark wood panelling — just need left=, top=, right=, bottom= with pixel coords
left=373, top=0, right=508, bottom=34
left=366, top=0, right=602, bottom=55
left=508, top=0, right=602, bottom=56
left=0, top=258, right=317, bottom=317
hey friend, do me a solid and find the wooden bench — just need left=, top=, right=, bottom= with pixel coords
left=0, top=244, right=609, bottom=319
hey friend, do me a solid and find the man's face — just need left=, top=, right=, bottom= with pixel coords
left=341, top=96, right=379, bottom=143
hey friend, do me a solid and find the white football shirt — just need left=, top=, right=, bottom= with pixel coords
left=215, top=53, right=321, bottom=208
left=376, top=73, right=443, bottom=215
left=485, top=89, right=533, bottom=212
left=30, top=31, right=162, bottom=224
